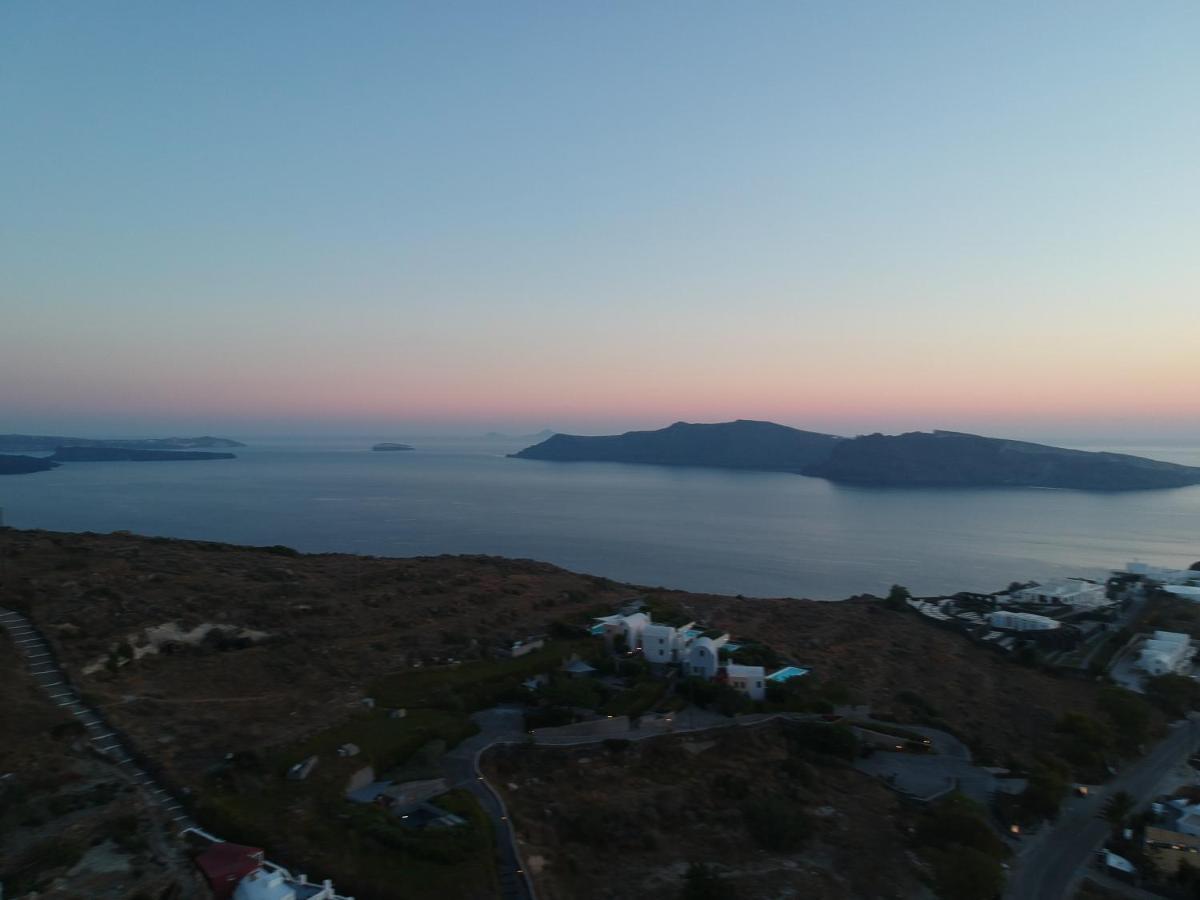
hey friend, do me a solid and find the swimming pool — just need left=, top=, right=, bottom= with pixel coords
left=766, top=665, right=810, bottom=683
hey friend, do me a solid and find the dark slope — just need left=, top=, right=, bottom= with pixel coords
left=49, top=447, right=236, bottom=462
left=804, top=430, right=1200, bottom=490
left=0, top=454, right=60, bottom=475
left=510, top=419, right=844, bottom=472
left=0, top=434, right=244, bottom=451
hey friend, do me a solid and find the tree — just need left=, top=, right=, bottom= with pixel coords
left=1145, top=674, right=1200, bottom=719
left=1019, top=768, right=1068, bottom=822
left=885, top=584, right=912, bottom=610
left=1101, top=791, right=1136, bottom=829
left=1098, top=687, right=1153, bottom=756
left=928, top=847, right=1005, bottom=900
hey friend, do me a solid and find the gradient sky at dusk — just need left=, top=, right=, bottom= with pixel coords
left=3, top=2, right=1198, bottom=441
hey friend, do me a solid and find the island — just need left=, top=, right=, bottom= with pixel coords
left=803, top=430, right=1200, bottom=491
left=509, top=419, right=843, bottom=471
left=0, top=453, right=60, bottom=475
left=371, top=442, right=414, bottom=451
left=511, top=420, right=1200, bottom=491
left=0, top=434, right=244, bottom=451
left=49, top=447, right=236, bottom=462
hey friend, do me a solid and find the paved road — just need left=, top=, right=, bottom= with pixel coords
left=442, top=708, right=535, bottom=900
left=1005, top=716, right=1200, bottom=900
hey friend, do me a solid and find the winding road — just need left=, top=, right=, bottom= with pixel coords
left=1005, top=715, right=1200, bottom=900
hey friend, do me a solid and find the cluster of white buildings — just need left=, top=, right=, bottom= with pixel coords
left=1127, top=562, right=1200, bottom=601
left=1010, top=578, right=1110, bottom=609
left=1138, top=630, right=1195, bottom=677
left=591, top=611, right=806, bottom=702
left=988, top=610, right=1061, bottom=632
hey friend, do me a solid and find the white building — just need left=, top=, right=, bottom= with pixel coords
left=721, top=663, right=766, bottom=701
left=641, top=621, right=695, bottom=664
left=1011, top=579, right=1110, bottom=609
left=1138, top=631, right=1193, bottom=676
left=594, top=612, right=651, bottom=652
left=1127, top=563, right=1200, bottom=585
left=989, top=611, right=1061, bottom=631
left=686, top=634, right=729, bottom=679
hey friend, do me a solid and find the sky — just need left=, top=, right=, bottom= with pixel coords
left=2, top=2, right=1198, bottom=442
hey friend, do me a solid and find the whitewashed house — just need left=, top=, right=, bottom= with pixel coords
left=721, top=663, right=766, bottom=701
left=989, top=611, right=1060, bottom=631
left=594, top=612, right=651, bottom=652
left=1139, top=631, right=1193, bottom=676
left=1012, top=579, right=1110, bottom=609
left=686, top=634, right=729, bottom=679
left=641, top=621, right=696, bottom=664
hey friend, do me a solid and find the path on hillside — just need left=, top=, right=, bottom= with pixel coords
left=0, top=606, right=197, bottom=830
left=1005, top=715, right=1200, bottom=900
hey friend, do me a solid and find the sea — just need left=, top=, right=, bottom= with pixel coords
left=2, top=436, right=1198, bottom=601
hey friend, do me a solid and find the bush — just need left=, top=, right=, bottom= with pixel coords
left=926, top=846, right=1005, bottom=900
left=1144, top=674, right=1200, bottom=719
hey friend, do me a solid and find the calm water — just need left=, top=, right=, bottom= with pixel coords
left=2, top=437, right=1198, bottom=600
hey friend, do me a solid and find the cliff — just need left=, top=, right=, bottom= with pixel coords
left=510, top=419, right=844, bottom=472
left=804, top=430, right=1200, bottom=490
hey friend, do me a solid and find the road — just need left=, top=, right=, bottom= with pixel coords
left=441, top=708, right=535, bottom=900
left=1005, top=715, right=1200, bottom=900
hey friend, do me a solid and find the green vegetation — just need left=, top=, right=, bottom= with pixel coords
left=885, top=584, right=912, bottom=610
left=602, top=679, right=667, bottom=718
left=914, top=794, right=1008, bottom=900
left=1144, top=674, right=1200, bottom=719
left=1014, top=764, right=1069, bottom=823
left=275, top=707, right=478, bottom=778
left=371, top=638, right=592, bottom=712
left=1097, top=687, right=1153, bottom=756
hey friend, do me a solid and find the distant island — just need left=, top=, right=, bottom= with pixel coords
left=0, top=453, right=61, bottom=475
left=49, top=447, right=236, bottom=462
left=510, top=420, right=842, bottom=471
left=806, top=430, right=1200, bottom=491
left=0, top=434, right=244, bottom=451
left=511, top=420, right=1200, bottom=491
left=371, top=442, right=414, bottom=452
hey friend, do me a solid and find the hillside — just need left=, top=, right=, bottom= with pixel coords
left=0, top=454, right=59, bottom=476
left=0, top=528, right=1117, bottom=898
left=0, top=528, right=1102, bottom=780
left=510, top=419, right=843, bottom=472
left=805, top=431, right=1200, bottom=490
